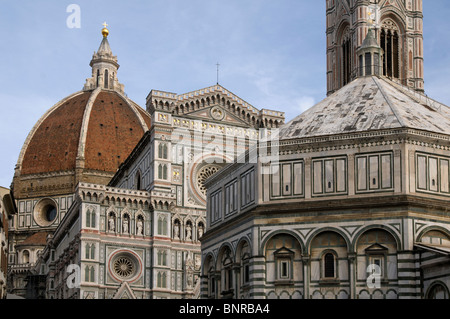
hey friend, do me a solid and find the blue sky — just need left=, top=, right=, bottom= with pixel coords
left=0, top=1, right=449, bottom=188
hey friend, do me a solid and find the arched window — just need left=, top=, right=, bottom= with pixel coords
left=158, top=216, right=167, bottom=236
left=311, top=231, right=348, bottom=282
left=163, top=165, right=168, bottom=180
left=135, top=171, right=142, bottom=190
left=90, top=266, right=95, bottom=282
left=337, top=24, right=352, bottom=88
left=23, top=250, right=30, bottom=264
left=158, top=143, right=168, bottom=159
left=157, top=272, right=167, bottom=288
left=91, top=210, right=96, bottom=228
left=163, top=144, right=168, bottom=159
left=86, top=209, right=96, bottom=228
left=85, top=266, right=90, bottom=282
left=96, top=69, right=100, bottom=87
left=427, top=283, right=449, bottom=299
left=341, top=36, right=351, bottom=86
left=85, top=243, right=95, bottom=260
left=157, top=250, right=167, bottom=266
left=86, top=210, right=91, bottom=228
left=158, top=164, right=163, bottom=179
left=104, top=69, right=109, bottom=88
left=324, top=253, right=335, bottom=278
left=380, top=19, right=401, bottom=80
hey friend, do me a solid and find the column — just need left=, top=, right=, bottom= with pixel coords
left=348, top=253, right=356, bottom=299
left=302, top=255, right=310, bottom=299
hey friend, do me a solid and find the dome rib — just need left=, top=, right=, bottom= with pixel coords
left=76, top=87, right=102, bottom=165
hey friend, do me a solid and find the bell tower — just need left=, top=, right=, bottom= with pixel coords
left=325, top=0, right=424, bottom=95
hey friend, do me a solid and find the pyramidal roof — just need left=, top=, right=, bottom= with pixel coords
left=280, top=76, right=450, bottom=140
left=97, top=36, right=113, bottom=55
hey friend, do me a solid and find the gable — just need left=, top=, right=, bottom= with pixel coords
left=113, top=282, right=137, bottom=299
left=179, top=105, right=254, bottom=127
left=149, top=84, right=285, bottom=130
left=365, top=243, right=389, bottom=253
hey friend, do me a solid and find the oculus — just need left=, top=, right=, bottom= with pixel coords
left=33, top=198, right=58, bottom=227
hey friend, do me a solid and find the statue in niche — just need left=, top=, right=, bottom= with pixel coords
left=174, top=221, right=180, bottom=239
left=198, top=224, right=204, bottom=239
left=108, top=214, right=115, bottom=232
left=136, top=217, right=143, bottom=235
left=123, top=216, right=129, bottom=234
left=186, top=223, right=192, bottom=241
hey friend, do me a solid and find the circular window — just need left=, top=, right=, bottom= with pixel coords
left=114, top=257, right=135, bottom=279
left=196, top=164, right=222, bottom=198
left=33, top=198, right=58, bottom=227
left=109, top=250, right=142, bottom=282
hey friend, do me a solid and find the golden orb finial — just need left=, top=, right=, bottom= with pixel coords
left=102, top=21, right=109, bottom=38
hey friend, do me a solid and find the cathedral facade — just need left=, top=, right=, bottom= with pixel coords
left=200, top=0, right=450, bottom=299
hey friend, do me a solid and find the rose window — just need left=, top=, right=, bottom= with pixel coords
left=113, top=257, right=134, bottom=278
left=196, top=165, right=222, bottom=197
left=110, top=252, right=141, bottom=281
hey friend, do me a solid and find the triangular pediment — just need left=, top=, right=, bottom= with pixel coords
left=337, top=0, right=350, bottom=17
left=274, top=246, right=295, bottom=256
left=180, top=105, right=253, bottom=127
left=380, top=0, right=406, bottom=12
left=113, top=282, right=137, bottom=299
left=150, top=84, right=285, bottom=129
left=365, top=243, right=388, bottom=253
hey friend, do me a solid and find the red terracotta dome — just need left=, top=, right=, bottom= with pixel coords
left=19, top=89, right=150, bottom=176
left=13, top=27, right=151, bottom=198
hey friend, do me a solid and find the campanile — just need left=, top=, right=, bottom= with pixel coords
left=326, top=0, right=424, bottom=95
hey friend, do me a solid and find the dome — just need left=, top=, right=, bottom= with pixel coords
left=280, top=76, right=450, bottom=140
left=19, top=89, right=150, bottom=176
left=12, top=27, right=151, bottom=199
left=13, top=88, right=151, bottom=198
